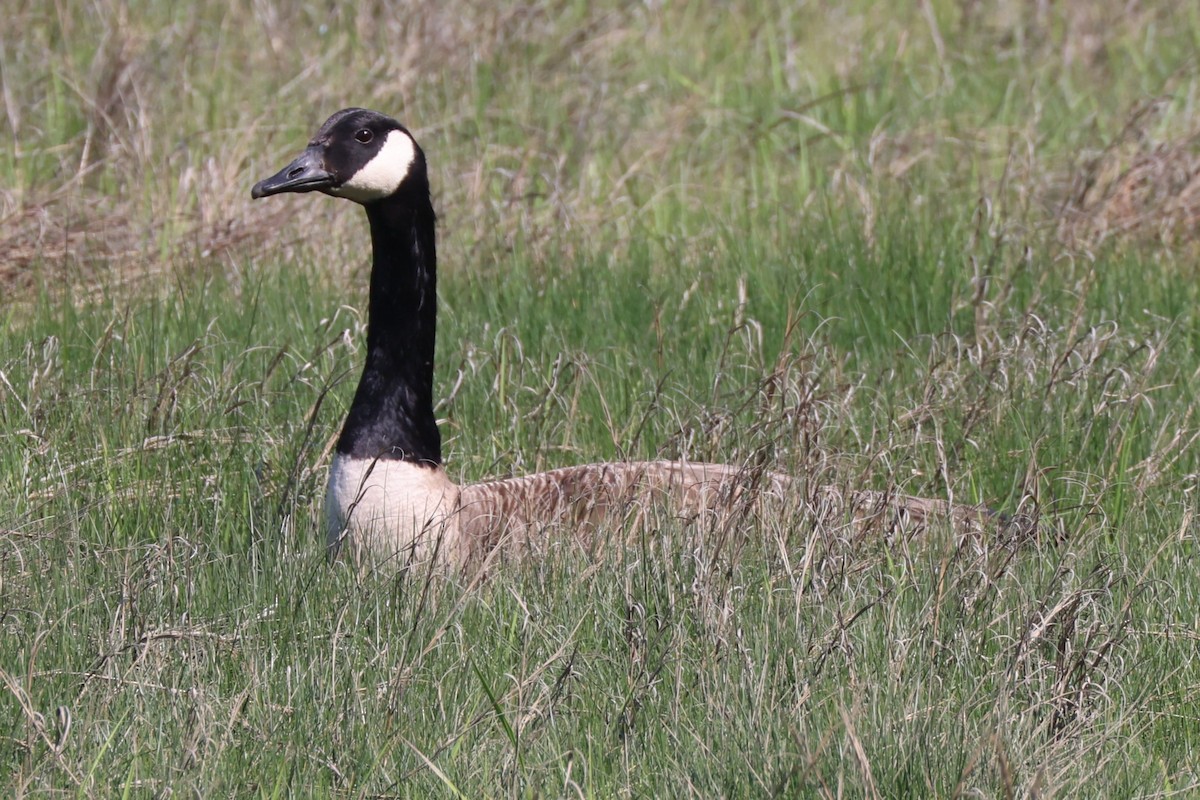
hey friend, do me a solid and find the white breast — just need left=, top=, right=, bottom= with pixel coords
left=325, top=453, right=464, bottom=567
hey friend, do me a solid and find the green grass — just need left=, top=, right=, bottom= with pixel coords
left=4, top=1, right=1200, bottom=796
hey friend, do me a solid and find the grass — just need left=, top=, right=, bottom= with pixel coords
left=4, top=0, right=1200, bottom=796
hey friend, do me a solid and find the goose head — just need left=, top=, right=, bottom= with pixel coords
left=251, top=108, right=425, bottom=205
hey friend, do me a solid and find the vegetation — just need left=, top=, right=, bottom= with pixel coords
left=3, top=1, right=1200, bottom=796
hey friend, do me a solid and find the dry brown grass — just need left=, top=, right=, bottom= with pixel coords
left=1056, top=99, right=1200, bottom=252
left=5, top=0, right=1192, bottom=304
left=0, top=2, right=639, bottom=299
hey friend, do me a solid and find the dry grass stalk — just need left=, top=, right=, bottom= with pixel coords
left=1057, top=101, right=1200, bottom=251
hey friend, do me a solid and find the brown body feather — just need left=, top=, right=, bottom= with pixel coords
left=452, top=460, right=998, bottom=566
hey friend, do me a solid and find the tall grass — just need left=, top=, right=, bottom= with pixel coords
left=3, top=1, right=1200, bottom=796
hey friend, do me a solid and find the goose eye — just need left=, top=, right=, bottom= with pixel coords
left=354, top=128, right=373, bottom=144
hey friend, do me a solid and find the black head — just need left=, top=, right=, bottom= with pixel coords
left=251, top=108, right=425, bottom=204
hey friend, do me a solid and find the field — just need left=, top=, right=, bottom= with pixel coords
left=3, top=1, right=1200, bottom=796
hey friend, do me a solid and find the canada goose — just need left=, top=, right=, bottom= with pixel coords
left=252, top=108, right=1004, bottom=568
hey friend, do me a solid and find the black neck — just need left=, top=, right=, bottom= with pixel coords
left=335, top=185, right=442, bottom=464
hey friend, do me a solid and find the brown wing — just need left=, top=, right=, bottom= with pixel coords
left=455, top=459, right=1005, bottom=562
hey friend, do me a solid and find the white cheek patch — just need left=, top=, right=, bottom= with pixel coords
left=335, top=130, right=416, bottom=203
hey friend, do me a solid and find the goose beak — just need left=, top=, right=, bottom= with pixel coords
left=251, top=146, right=334, bottom=198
